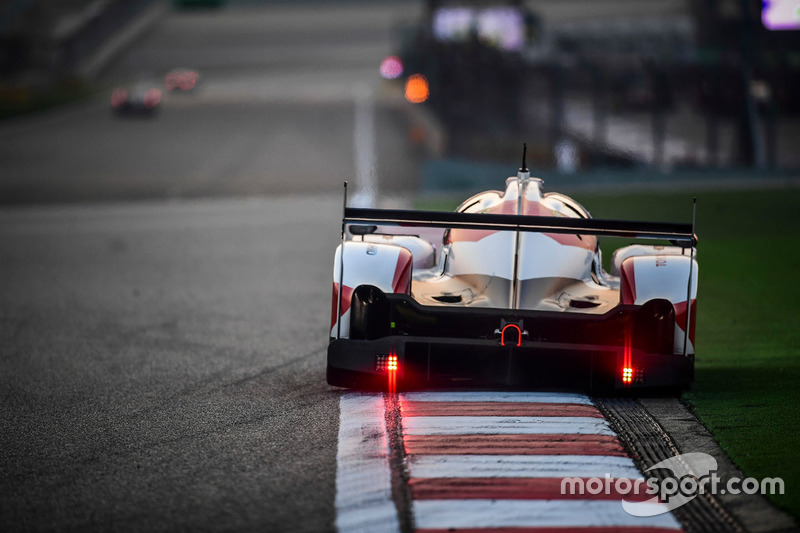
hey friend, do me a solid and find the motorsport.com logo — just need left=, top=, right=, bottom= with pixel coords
left=560, top=453, right=785, bottom=516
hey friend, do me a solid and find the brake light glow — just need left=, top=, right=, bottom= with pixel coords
left=622, top=367, right=633, bottom=384
left=376, top=353, right=399, bottom=392
left=144, top=88, right=162, bottom=108
left=387, top=353, right=398, bottom=394
left=622, top=330, right=633, bottom=385
left=111, top=88, right=127, bottom=108
left=376, top=354, right=398, bottom=372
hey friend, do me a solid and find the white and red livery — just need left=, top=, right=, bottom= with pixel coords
left=328, top=160, right=697, bottom=392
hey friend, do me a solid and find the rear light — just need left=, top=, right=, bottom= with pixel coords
left=622, top=366, right=645, bottom=385
left=376, top=353, right=399, bottom=393
left=111, top=88, right=127, bottom=108
left=144, top=88, right=162, bottom=108
left=622, top=367, right=633, bottom=384
left=375, top=354, right=398, bottom=372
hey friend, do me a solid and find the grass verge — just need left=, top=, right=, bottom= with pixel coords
left=417, top=187, right=800, bottom=518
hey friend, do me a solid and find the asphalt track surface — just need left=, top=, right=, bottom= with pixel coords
left=0, top=3, right=422, bottom=530
left=0, top=101, right=419, bottom=203
left=2, top=3, right=794, bottom=532
left=1, top=197, right=343, bottom=531
left=0, top=3, right=424, bottom=205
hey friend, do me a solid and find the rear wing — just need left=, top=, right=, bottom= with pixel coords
left=344, top=207, right=696, bottom=245
left=336, top=185, right=697, bottom=358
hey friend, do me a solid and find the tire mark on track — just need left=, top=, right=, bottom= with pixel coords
left=596, top=397, right=744, bottom=533
left=385, top=393, right=415, bottom=533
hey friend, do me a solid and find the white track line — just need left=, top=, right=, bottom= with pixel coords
left=403, top=415, right=615, bottom=436
left=402, top=391, right=684, bottom=530
left=414, top=500, right=682, bottom=530
left=351, top=84, right=377, bottom=208
left=334, top=393, right=399, bottom=533
left=400, top=391, right=594, bottom=404
left=408, top=454, right=643, bottom=479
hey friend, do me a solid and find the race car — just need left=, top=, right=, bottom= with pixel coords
left=111, top=80, right=162, bottom=116
left=327, top=157, right=697, bottom=392
left=164, top=68, right=199, bottom=92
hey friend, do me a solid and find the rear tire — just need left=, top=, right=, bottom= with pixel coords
left=349, top=285, right=391, bottom=340
left=635, top=298, right=675, bottom=354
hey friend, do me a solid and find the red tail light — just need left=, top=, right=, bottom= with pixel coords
left=144, top=88, right=162, bottom=108
left=386, top=353, right=399, bottom=394
left=376, top=354, right=399, bottom=372
left=622, top=367, right=633, bottom=384
left=111, top=88, right=127, bottom=108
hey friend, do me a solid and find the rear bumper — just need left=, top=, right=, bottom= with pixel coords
left=329, top=289, right=693, bottom=392
left=327, top=336, right=693, bottom=392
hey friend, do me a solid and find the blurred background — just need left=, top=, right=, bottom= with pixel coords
left=3, top=1, right=800, bottom=525
left=1, top=0, right=799, bottom=204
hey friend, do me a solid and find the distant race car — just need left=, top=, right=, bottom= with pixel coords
left=327, top=155, right=698, bottom=392
left=164, top=68, right=199, bottom=92
left=111, top=81, right=162, bottom=115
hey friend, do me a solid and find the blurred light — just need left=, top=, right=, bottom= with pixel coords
left=476, top=7, right=525, bottom=51
left=405, top=74, right=429, bottom=104
left=111, top=88, right=127, bottom=108
left=165, top=69, right=199, bottom=91
left=762, top=0, right=800, bottom=31
left=433, top=6, right=525, bottom=51
left=144, top=88, right=162, bottom=109
left=380, top=56, right=404, bottom=80
left=408, top=124, right=426, bottom=145
left=751, top=80, right=771, bottom=103
left=387, top=353, right=398, bottom=394
left=433, top=7, right=472, bottom=42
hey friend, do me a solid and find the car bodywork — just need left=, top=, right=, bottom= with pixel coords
left=327, top=169, right=697, bottom=392
left=164, top=69, right=199, bottom=92
left=111, top=82, right=162, bottom=115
